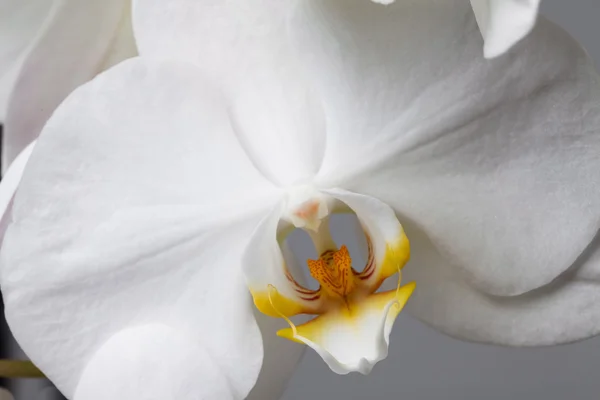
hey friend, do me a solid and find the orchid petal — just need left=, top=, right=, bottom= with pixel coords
left=73, top=325, right=238, bottom=400
left=132, top=0, right=325, bottom=184
left=75, top=318, right=306, bottom=399
left=227, top=72, right=326, bottom=186
left=470, top=0, right=541, bottom=58
left=296, top=0, right=600, bottom=301
left=0, top=141, right=35, bottom=240
left=402, top=222, right=600, bottom=345
left=132, top=0, right=286, bottom=81
left=0, top=58, right=283, bottom=397
left=2, top=0, right=136, bottom=172
left=0, top=0, right=54, bottom=120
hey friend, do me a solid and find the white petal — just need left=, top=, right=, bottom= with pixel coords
left=3, top=206, right=270, bottom=398
left=132, top=0, right=286, bottom=80
left=403, top=222, right=600, bottom=345
left=0, top=58, right=282, bottom=397
left=470, top=0, right=540, bottom=58
left=228, top=75, right=326, bottom=186
left=12, top=58, right=279, bottom=218
left=278, top=283, right=415, bottom=375
left=297, top=1, right=600, bottom=298
left=294, top=0, right=485, bottom=184
left=0, top=141, right=35, bottom=238
left=0, top=0, right=54, bottom=119
left=133, top=0, right=325, bottom=184
left=2, top=0, right=136, bottom=172
left=73, top=325, right=237, bottom=400
left=77, top=315, right=305, bottom=400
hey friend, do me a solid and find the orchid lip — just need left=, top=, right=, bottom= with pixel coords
left=245, top=189, right=414, bottom=375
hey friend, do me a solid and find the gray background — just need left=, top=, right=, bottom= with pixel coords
left=4, top=1, right=600, bottom=399
left=282, top=1, right=600, bottom=400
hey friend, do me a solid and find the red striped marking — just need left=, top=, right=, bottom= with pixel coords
left=358, top=234, right=376, bottom=281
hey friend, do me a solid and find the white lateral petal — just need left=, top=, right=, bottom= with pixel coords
left=133, top=0, right=325, bottom=184
left=11, top=58, right=280, bottom=217
left=3, top=205, right=268, bottom=399
left=0, top=58, right=282, bottom=396
left=0, top=0, right=55, bottom=120
left=403, top=223, right=600, bottom=346
left=470, top=0, right=540, bottom=58
left=297, top=0, right=600, bottom=297
left=3, top=0, right=136, bottom=172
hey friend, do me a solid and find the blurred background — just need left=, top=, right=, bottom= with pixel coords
left=1, top=1, right=600, bottom=399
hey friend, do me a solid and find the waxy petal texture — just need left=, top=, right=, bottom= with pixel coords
left=3, top=0, right=136, bottom=172
left=292, top=0, right=600, bottom=344
left=0, top=59, right=281, bottom=397
left=402, top=223, right=600, bottom=345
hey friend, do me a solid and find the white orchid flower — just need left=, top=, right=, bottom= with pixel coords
left=0, top=0, right=137, bottom=173
left=373, top=0, right=540, bottom=58
left=2, top=0, right=600, bottom=399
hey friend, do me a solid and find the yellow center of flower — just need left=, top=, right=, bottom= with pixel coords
left=247, top=190, right=415, bottom=374
left=307, top=246, right=355, bottom=298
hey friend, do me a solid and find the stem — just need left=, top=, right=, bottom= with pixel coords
left=0, top=360, right=45, bottom=378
